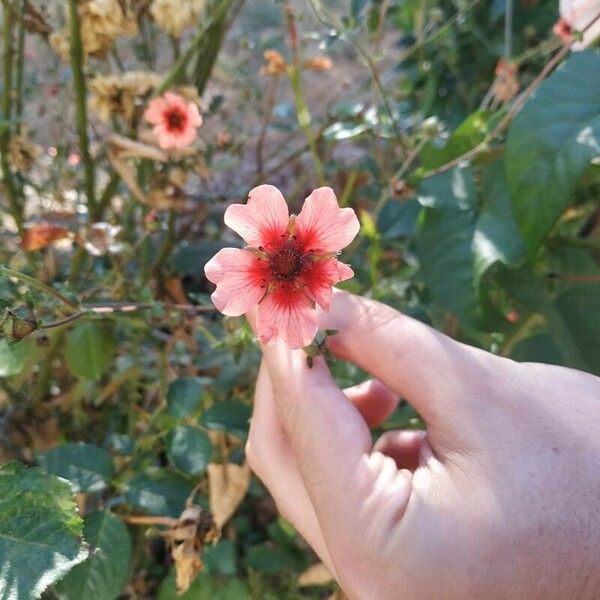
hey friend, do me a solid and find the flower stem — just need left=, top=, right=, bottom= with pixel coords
left=0, top=0, right=24, bottom=234
left=14, top=0, right=25, bottom=132
left=0, top=266, right=80, bottom=309
left=68, top=0, right=96, bottom=211
left=288, top=66, right=325, bottom=185
left=155, top=0, right=231, bottom=95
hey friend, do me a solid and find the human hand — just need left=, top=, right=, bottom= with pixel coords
left=245, top=290, right=600, bottom=600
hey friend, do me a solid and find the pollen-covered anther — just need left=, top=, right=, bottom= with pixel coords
left=269, top=245, right=302, bottom=279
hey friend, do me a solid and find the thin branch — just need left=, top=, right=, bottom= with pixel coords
left=68, top=0, right=96, bottom=209
left=0, top=266, right=80, bottom=309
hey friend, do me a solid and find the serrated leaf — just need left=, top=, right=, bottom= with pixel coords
left=55, top=511, right=132, bottom=600
left=505, top=50, right=600, bottom=256
left=125, top=468, right=195, bottom=518
left=167, top=377, right=210, bottom=419
left=200, top=401, right=251, bottom=439
left=65, top=322, right=115, bottom=380
left=38, top=442, right=115, bottom=493
left=0, top=462, right=87, bottom=600
left=167, top=426, right=213, bottom=476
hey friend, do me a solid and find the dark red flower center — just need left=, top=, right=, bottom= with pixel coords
left=165, top=108, right=186, bottom=132
left=269, top=245, right=302, bottom=280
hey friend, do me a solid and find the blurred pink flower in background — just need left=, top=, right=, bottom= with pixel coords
left=205, top=185, right=360, bottom=348
left=555, top=0, right=600, bottom=49
left=144, top=91, right=202, bottom=149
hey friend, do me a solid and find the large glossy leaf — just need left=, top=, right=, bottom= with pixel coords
left=0, top=462, right=87, bottom=600
left=200, top=400, right=251, bottom=440
left=56, top=511, right=132, bottom=600
left=38, top=442, right=115, bottom=493
left=167, top=426, right=213, bottom=476
left=473, top=161, right=526, bottom=286
left=167, top=377, right=210, bottom=419
left=415, top=168, right=478, bottom=322
left=505, top=50, right=600, bottom=256
left=65, top=321, right=116, bottom=380
left=125, top=468, right=195, bottom=518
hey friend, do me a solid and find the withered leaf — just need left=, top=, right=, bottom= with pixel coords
left=298, top=562, right=335, bottom=587
left=21, top=223, right=72, bottom=251
left=207, top=462, right=250, bottom=530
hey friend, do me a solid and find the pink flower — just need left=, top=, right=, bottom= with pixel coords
left=556, top=0, right=600, bottom=49
left=143, top=92, right=202, bottom=150
left=205, top=185, right=360, bottom=349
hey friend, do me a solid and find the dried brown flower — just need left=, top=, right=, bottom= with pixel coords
left=89, top=72, right=161, bottom=122
left=149, top=0, right=205, bottom=37
left=260, top=49, right=288, bottom=76
left=8, top=135, right=41, bottom=172
left=51, top=0, right=138, bottom=61
left=303, top=56, right=333, bottom=71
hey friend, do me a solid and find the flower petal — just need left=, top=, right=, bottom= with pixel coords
left=295, top=187, right=360, bottom=253
left=144, top=97, right=168, bottom=125
left=205, top=248, right=268, bottom=316
left=257, top=286, right=317, bottom=348
left=224, top=184, right=289, bottom=248
left=299, top=259, right=354, bottom=310
left=187, top=102, right=203, bottom=128
left=173, top=125, right=197, bottom=148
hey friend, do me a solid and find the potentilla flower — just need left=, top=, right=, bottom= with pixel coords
left=204, top=185, right=360, bottom=349
left=144, top=92, right=203, bottom=150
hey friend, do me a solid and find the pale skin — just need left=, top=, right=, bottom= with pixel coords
left=245, top=290, right=600, bottom=600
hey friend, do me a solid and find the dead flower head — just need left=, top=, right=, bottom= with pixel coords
left=51, top=0, right=138, bottom=61
left=8, top=135, right=41, bottom=172
left=150, top=0, right=205, bottom=37
left=89, top=72, right=161, bottom=122
left=303, top=56, right=333, bottom=71
left=260, top=49, right=288, bottom=76
left=164, top=505, right=219, bottom=594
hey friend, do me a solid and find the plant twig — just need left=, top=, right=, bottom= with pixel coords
left=420, top=44, right=570, bottom=180
left=155, top=0, right=231, bottom=95
left=68, top=0, right=96, bottom=210
left=0, top=266, right=80, bottom=309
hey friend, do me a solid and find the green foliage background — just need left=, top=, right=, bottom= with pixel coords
left=0, top=0, right=599, bottom=598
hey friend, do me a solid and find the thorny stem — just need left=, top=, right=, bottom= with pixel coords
left=68, top=0, right=96, bottom=210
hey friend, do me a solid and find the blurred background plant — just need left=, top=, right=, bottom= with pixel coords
left=0, top=0, right=599, bottom=598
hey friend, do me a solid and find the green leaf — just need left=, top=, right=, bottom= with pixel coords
left=125, top=468, right=194, bottom=518
left=55, top=511, right=132, bottom=600
left=204, top=540, right=237, bottom=576
left=473, top=161, right=526, bottom=287
left=505, top=50, right=600, bottom=256
left=0, top=462, right=87, bottom=600
left=200, top=400, right=251, bottom=439
left=38, top=442, right=115, bottom=494
left=419, top=110, right=492, bottom=171
left=157, top=571, right=249, bottom=600
left=244, top=543, right=297, bottom=574
left=415, top=168, right=478, bottom=322
left=65, top=322, right=115, bottom=380
left=167, top=377, right=210, bottom=419
left=0, top=339, right=31, bottom=377
left=167, top=426, right=213, bottom=476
